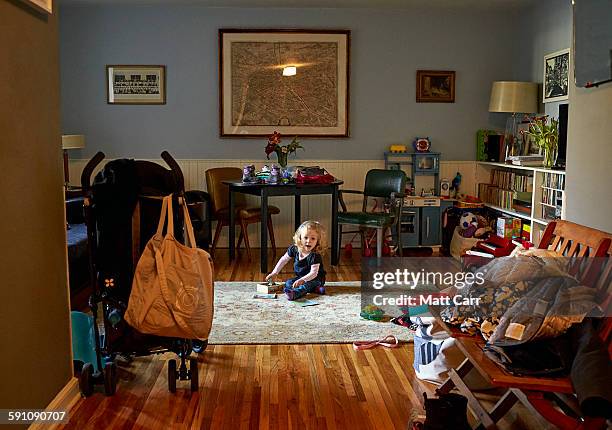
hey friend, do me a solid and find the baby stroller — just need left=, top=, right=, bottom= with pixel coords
left=76, top=151, right=209, bottom=396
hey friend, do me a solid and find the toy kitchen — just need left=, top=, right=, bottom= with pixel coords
left=384, top=145, right=454, bottom=248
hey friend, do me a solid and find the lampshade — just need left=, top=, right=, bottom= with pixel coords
left=61, top=134, right=85, bottom=150
left=488, top=81, right=538, bottom=113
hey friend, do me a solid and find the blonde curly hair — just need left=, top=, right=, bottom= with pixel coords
left=293, top=220, right=327, bottom=255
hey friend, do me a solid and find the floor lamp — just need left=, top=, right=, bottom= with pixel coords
left=488, top=82, right=538, bottom=159
left=62, top=134, right=85, bottom=189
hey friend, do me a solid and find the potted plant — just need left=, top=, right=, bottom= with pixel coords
left=522, top=115, right=559, bottom=168
left=264, top=131, right=303, bottom=168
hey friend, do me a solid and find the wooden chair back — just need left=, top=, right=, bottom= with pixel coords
left=538, top=220, right=611, bottom=291
left=205, top=167, right=246, bottom=217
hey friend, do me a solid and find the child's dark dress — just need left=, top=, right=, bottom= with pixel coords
left=284, top=245, right=326, bottom=300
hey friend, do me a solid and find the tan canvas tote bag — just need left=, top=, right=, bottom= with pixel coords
left=125, top=195, right=214, bottom=340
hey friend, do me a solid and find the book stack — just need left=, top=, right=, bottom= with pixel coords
left=490, top=169, right=533, bottom=192
left=478, top=184, right=515, bottom=210
left=506, top=155, right=544, bottom=166
left=540, top=172, right=565, bottom=220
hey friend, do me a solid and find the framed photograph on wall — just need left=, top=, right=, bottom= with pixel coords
left=543, top=49, right=569, bottom=103
left=416, top=70, right=455, bottom=103
left=106, top=65, right=166, bottom=105
left=20, top=0, right=52, bottom=14
left=219, top=29, right=350, bottom=137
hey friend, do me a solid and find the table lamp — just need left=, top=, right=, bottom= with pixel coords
left=488, top=81, right=538, bottom=159
left=62, top=134, right=85, bottom=188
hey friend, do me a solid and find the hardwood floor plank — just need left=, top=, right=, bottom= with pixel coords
left=63, top=250, right=438, bottom=430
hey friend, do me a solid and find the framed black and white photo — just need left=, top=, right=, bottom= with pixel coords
left=106, top=65, right=166, bottom=104
left=543, top=49, right=569, bottom=103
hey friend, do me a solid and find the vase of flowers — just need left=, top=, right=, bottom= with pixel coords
left=264, top=131, right=303, bottom=168
left=522, top=115, right=559, bottom=169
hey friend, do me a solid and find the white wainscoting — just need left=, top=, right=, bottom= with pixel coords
left=70, top=159, right=476, bottom=248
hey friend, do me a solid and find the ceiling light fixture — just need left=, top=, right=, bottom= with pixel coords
left=282, top=66, right=297, bottom=77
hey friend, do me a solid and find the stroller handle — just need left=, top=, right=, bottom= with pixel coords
left=81, top=151, right=106, bottom=191
left=161, top=151, right=185, bottom=193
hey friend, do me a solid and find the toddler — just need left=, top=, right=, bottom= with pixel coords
left=265, top=220, right=327, bottom=301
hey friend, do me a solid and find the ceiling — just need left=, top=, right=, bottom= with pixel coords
left=60, top=0, right=533, bottom=8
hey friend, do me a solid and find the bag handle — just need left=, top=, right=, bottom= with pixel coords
left=179, top=197, right=197, bottom=249
left=155, top=195, right=170, bottom=236
left=155, top=194, right=178, bottom=238
left=156, top=194, right=197, bottom=248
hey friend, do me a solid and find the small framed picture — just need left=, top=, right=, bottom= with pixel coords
left=416, top=70, right=455, bottom=103
left=543, top=49, right=569, bottom=103
left=106, top=65, right=166, bottom=105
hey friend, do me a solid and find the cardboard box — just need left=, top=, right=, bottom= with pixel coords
left=496, top=217, right=514, bottom=239
left=256, top=282, right=283, bottom=294
left=521, top=224, right=531, bottom=240
left=512, top=218, right=522, bottom=238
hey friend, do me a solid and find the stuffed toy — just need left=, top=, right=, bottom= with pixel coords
left=459, top=212, right=478, bottom=237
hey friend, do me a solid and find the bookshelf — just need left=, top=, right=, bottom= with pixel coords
left=476, top=162, right=566, bottom=245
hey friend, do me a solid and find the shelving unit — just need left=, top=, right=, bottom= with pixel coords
left=476, top=162, right=566, bottom=245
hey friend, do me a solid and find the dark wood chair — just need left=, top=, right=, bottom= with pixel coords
left=205, top=167, right=279, bottom=261
left=336, top=169, right=406, bottom=260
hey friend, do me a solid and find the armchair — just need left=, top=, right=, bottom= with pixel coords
left=336, top=169, right=406, bottom=260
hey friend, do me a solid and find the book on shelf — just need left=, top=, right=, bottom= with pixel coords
left=513, top=202, right=532, bottom=215
left=489, top=169, right=533, bottom=192
left=506, top=155, right=544, bottom=166
left=542, top=172, right=565, bottom=190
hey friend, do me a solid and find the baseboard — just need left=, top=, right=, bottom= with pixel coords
left=29, top=377, right=80, bottom=430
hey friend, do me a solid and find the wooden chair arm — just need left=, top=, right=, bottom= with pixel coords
left=338, top=189, right=364, bottom=212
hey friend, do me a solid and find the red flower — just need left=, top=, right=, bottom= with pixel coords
left=265, top=131, right=282, bottom=159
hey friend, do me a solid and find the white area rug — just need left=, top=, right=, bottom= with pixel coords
left=208, top=281, right=413, bottom=344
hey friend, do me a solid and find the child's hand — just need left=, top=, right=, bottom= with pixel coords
left=265, top=273, right=275, bottom=282
left=292, top=279, right=305, bottom=288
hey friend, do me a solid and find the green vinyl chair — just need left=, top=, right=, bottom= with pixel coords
left=337, top=169, right=406, bottom=260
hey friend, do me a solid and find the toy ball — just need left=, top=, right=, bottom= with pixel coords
left=460, top=212, right=478, bottom=230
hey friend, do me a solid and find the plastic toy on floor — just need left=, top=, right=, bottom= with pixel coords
left=360, top=305, right=385, bottom=321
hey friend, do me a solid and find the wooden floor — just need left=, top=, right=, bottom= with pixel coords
left=63, top=249, right=436, bottom=429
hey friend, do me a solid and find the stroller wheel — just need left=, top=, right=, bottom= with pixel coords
left=190, top=358, right=199, bottom=392
left=103, top=362, right=117, bottom=396
left=192, top=339, right=208, bottom=354
left=168, top=359, right=177, bottom=393
left=79, top=363, right=94, bottom=398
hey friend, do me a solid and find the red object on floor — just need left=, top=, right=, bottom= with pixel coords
left=344, top=243, right=353, bottom=256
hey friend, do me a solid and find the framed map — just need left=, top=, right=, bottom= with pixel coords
left=219, top=29, right=350, bottom=137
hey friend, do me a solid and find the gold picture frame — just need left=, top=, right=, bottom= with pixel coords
left=106, top=65, right=166, bottom=105
left=20, top=0, right=52, bottom=14
left=219, top=29, right=350, bottom=137
left=416, top=70, right=456, bottom=103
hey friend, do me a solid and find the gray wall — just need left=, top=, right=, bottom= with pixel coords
left=59, top=5, right=524, bottom=161
left=520, top=0, right=611, bottom=232
left=516, top=0, right=573, bottom=117
left=565, top=53, right=612, bottom=232
left=1, top=0, right=72, bottom=412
